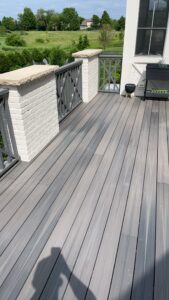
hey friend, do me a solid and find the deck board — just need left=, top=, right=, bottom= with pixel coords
left=0, top=93, right=168, bottom=300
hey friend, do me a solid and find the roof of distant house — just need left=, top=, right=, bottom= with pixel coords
left=81, top=19, right=93, bottom=26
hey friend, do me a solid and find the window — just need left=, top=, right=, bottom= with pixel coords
left=136, top=0, right=169, bottom=55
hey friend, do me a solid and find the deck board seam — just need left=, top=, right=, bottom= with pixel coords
left=0, top=95, right=115, bottom=253
left=0, top=93, right=104, bottom=199
left=0, top=94, right=109, bottom=214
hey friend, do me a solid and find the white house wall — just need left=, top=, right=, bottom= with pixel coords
left=121, top=0, right=169, bottom=97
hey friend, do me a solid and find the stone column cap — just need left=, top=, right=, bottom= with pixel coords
left=72, top=49, right=103, bottom=58
left=0, top=65, right=59, bottom=86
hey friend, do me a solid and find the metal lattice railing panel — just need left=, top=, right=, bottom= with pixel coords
left=99, top=54, right=123, bottom=93
left=55, top=60, right=83, bottom=122
left=0, top=89, right=18, bottom=176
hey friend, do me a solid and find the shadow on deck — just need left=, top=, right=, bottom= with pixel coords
left=0, top=93, right=169, bottom=300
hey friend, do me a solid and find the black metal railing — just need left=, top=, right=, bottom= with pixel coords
left=99, top=54, right=123, bottom=93
left=55, top=60, right=83, bottom=122
left=0, top=89, right=18, bottom=177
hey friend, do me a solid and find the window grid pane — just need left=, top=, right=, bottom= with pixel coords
left=136, top=0, right=169, bottom=55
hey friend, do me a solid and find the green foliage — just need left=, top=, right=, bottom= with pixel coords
left=2, top=17, right=16, bottom=31
left=92, top=15, right=100, bottom=30
left=101, top=11, right=112, bottom=26
left=35, top=38, right=44, bottom=43
left=22, top=49, right=33, bottom=64
left=5, top=33, right=26, bottom=47
left=0, top=46, right=69, bottom=73
left=99, top=24, right=113, bottom=49
left=60, top=8, right=80, bottom=31
left=18, top=7, right=36, bottom=30
left=0, top=52, right=10, bottom=73
left=83, top=35, right=90, bottom=48
left=47, top=14, right=60, bottom=31
left=36, top=9, right=47, bottom=31
left=31, top=48, right=44, bottom=62
left=114, top=16, right=125, bottom=31
left=119, top=30, right=124, bottom=40
left=0, top=25, right=6, bottom=35
left=73, top=34, right=90, bottom=51
left=48, top=47, right=66, bottom=65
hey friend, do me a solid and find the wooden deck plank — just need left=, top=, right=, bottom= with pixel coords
left=154, top=183, right=169, bottom=300
left=0, top=95, right=121, bottom=299
left=108, top=104, right=153, bottom=300
left=86, top=100, right=148, bottom=300
left=0, top=94, right=109, bottom=232
left=17, top=97, right=128, bottom=300
left=0, top=162, right=28, bottom=196
left=0, top=96, right=116, bottom=286
left=131, top=102, right=158, bottom=300
left=158, top=102, right=169, bottom=184
left=0, top=93, right=104, bottom=211
left=0, top=94, right=168, bottom=300
left=154, top=101, right=169, bottom=300
left=39, top=99, right=139, bottom=300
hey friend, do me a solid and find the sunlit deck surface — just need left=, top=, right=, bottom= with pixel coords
left=0, top=93, right=169, bottom=300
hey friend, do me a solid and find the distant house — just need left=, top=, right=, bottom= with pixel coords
left=80, top=19, right=93, bottom=30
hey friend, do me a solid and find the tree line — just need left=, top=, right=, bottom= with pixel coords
left=0, top=7, right=125, bottom=32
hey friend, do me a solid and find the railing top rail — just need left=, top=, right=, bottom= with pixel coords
left=55, top=60, right=83, bottom=75
left=0, top=88, right=9, bottom=97
left=99, top=54, right=123, bottom=59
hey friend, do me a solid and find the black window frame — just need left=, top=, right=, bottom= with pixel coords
left=135, top=0, right=169, bottom=56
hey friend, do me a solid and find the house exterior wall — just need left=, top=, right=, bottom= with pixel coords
left=121, top=0, right=169, bottom=96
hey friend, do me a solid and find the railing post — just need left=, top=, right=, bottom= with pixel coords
left=72, top=49, right=103, bottom=103
left=0, top=65, right=60, bottom=162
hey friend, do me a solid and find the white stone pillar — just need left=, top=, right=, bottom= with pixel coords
left=0, top=65, right=59, bottom=162
left=73, top=49, right=102, bottom=103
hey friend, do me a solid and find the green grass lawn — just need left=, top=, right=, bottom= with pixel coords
left=0, top=31, right=123, bottom=54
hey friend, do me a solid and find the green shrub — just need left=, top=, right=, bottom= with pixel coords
left=83, top=34, right=90, bottom=48
left=22, top=49, right=33, bottom=64
left=35, top=38, right=44, bottom=44
left=76, top=35, right=90, bottom=51
left=5, top=33, right=26, bottom=47
left=31, top=48, right=44, bottom=62
left=0, top=52, right=10, bottom=73
left=42, top=48, right=51, bottom=60
left=48, top=47, right=66, bottom=66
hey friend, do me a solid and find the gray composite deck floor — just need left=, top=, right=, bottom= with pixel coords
left=0, top=93, right=169, bottom=300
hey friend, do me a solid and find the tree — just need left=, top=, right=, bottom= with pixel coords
left=114, top=16, right=125, bottom=31
left=60, top=8, right=80, bottom=31
left=18, top=7, right=36, bottom=30
left=36, top=9, right=47, bottom=30
left=99, top=24, right=112, bottom=49
left=48, top=14, right=60, bottom=31
left=92, top=15, right=100, bottom=30
left=101, top=11, right=112, bottom=26
left=2, top=17, right=16, bottom=31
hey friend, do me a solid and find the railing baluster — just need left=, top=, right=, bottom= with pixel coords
left=55, top=60, right=83, bottom=122
left=99, top=53, right=123, bottom=93
left=0, top=88, right=18, bottom=176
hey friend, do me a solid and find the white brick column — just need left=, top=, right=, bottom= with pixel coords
left=73, top=49, right=102, bottom=103
left=0, top=65, right=59, bottom=162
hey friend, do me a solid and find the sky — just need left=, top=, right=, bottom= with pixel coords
left=0, top=0, right=126, bottom=20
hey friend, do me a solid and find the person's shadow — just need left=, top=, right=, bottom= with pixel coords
left=31, top=247, right=96, bottom=300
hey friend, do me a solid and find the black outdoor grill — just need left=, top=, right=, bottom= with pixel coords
left=144, top=64, right=169, bottom=100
